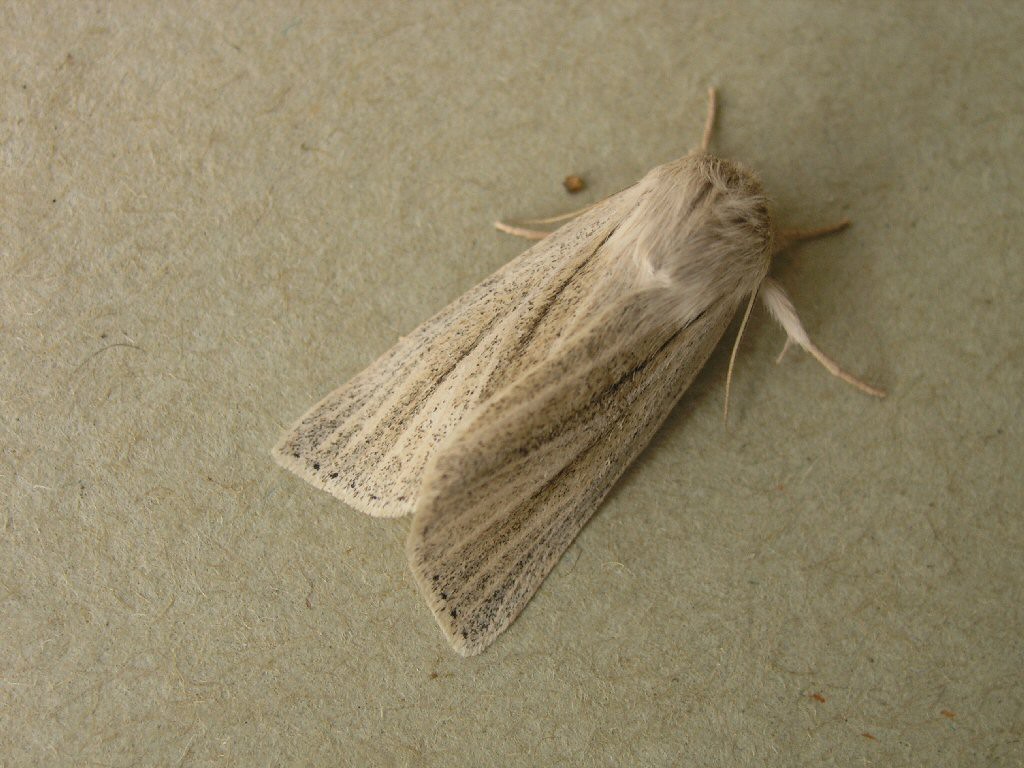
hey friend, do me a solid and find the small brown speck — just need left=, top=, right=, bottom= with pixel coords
left=861, top=732, right=877, bottom=741
left=563, top=174, right=585, bottom=193
left=810, top=692, right=826, bottom=703
left=940, top=709, right=956, bottom=719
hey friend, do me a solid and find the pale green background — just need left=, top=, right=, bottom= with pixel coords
left=3, top=2, right=1021, bottom=766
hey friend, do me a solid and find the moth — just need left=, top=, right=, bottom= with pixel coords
left=274, top=89, right=884, bottom=656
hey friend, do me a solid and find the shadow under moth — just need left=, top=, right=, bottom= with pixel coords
left=273, top=89, right=884, bottom=656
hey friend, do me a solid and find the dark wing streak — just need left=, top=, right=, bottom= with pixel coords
left=319, top=309, right=505, bottom=462
left=408, top=298, right=735, bottom=654
left=413, top=307, right=707, bottom=561
left=322, top=236, right=614, bottom=506
left=456, top=309, right=714, bottom=598
left=285, top=269, right=516, bottom=458
left=273, top=189, right=641, bottom=516
left=439, top=322, right=692, bottom=615
left=414, top=309, right=686, bottom=590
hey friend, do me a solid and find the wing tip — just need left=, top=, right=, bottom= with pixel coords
left=406, top=532, right=496, bottom=657
left=271, top=437, right=410, bottom=518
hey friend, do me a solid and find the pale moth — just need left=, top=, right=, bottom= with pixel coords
left=274, top=89, right=884, bottom=656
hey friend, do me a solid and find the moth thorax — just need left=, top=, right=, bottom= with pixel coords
left=629, top=154, right=772, bottom=305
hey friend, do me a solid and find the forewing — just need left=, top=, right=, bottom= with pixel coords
left=273, top=188, right=640, bottom=517
left=407, top=297, right=736, bottom=655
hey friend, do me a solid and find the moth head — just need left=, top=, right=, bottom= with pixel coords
left=622, top=153, right=774, bottom=320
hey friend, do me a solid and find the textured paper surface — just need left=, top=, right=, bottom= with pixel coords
left=3, top=2, right=1022, bottom=765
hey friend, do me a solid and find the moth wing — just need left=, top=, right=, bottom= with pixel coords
left=273, top=188, right=640, bottom=517
left=407, top=296, right=736, bottom=655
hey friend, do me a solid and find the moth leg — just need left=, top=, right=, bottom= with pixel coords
left=770, top=217, right=852, bottom=359
left=493, top=221, right=552, bottom=240
left=495, top=198, right=609, bottom=240
left=723, top=289, right=758, bottom=421
left=775, top=337, right=793, bottom=364
left=519, top=201, right=605, bottom=225
left=760, top=277, right=886, bottom=398
left=701, top=86, right=718, bottom=152
left=499, top=86, right=717, bottom=240
left=774, top=218, right=850, bottom=252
